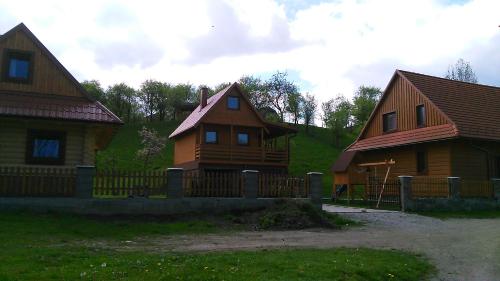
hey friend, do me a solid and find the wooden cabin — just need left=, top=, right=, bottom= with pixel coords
left=332, top=70, right=500, bottom=191
left=0, top=23, right=122, bottom=167
left=169, top=83, right=297, bottom=173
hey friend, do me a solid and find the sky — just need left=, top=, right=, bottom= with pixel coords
left=0, top=0, right=499, bottom=103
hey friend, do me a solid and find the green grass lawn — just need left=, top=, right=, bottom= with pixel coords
left=96, top=121, right=356, bottom=197
left=415, top=209, right=500, bottom=219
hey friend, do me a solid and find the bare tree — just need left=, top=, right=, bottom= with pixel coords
left=445, top=58, right=478, bottom=83
left=302, top=93, right=317, bottom=134
left=136, top=127, right=166, bottom=169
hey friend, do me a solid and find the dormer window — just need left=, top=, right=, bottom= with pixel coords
left=416, top=104, right=425, bottom=127
left=382, top=111, right=397, bottom=133
left=227, top=96, right=240, bottom=110
left=2, top=49, right=33, bottom=84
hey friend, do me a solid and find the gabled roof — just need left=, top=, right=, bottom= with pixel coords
left=0, top=23, right=122, bottom=124
left=331, top=150, right=357, bottom=172
left=169, top=83, right=277, bottom=138
left=348, top=70, right=500, bottom=151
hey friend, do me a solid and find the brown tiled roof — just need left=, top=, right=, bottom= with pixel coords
left=348, top=124, right=458, bottom=151
left=331, top=150, right=357, bottom=172
left=0, top=92, right=122, bottom=124
left=399, top=70, right=500, bottom=141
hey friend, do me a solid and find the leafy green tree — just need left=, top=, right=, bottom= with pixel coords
left=105, top=83, right=137, bottom=123
left=170, top=83, right=197, bottom=121
left=139, top=80, right=163, bottom=122
left=322, top=95, right=352, bottom=147
left=213, top=82, right=232, bottom=94
left=302, top=93, right=317, bottom=134
left=445, top=58, right=478, bottom=83
left=265, top=71, right=298, bottom=122
left=238, top=75, right=269, bottom=111
left=287, top=91, right=304, bottom=125
left=81, top=80, right=105, bottom=102
left=351, top=86, right=381, bottom=128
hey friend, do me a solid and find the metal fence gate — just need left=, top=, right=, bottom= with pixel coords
left=366, top=176, right=401, bottom=208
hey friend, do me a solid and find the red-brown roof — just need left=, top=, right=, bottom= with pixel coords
left=0, top=92, right=122, bottom=124
left=348, top=70, right=500, bottom=151
left=331, top=150, right=357, bottom=172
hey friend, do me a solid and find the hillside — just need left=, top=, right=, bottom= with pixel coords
left=96, top=121, right=356, bottom=196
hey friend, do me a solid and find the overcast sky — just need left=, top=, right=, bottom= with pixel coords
left=0, top=0, right=499, bottom=102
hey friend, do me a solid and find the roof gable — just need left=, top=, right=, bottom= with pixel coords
left=0, top=23, right=93, bottom=99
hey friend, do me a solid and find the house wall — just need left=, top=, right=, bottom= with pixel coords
left=362, top=76, right=449, bottom=138
left=0, top=28, right=84, bottom=97
left=0, top=118, right=96, bottom=167
left=202, top=124, right=261, bottom=147
left=451, top=139, right=500, bottom=180
left=173, top=130, right=197, bottom=165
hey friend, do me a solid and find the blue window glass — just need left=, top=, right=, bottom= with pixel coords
left=227, top=96, right=240, bottom=110
left=33, top=139, right=60, bottom=158
left=205, top=131, right=217, bottom=144
left=237, top=133, right=249, bottom=145
left=8, top=58, right=30, bottom=79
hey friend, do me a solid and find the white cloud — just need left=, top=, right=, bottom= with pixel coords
left=0, top=0, right=498, bottom=103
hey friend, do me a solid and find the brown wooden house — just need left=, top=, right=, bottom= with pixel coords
left=332, top=70, right=500, bottom=189
left=0, top=23, right=122, bottom=167
left=169, top=83, right=297, bottom=173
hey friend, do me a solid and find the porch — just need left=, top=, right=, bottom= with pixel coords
left=195, top=144, right=288, bottom=164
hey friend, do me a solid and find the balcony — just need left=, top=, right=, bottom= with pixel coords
left=195, top=144, right=288, bottom=165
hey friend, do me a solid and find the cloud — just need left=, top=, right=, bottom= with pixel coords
left=182, top=0, right=301, bottom=64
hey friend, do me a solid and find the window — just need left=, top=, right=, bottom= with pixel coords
left=382, top=111, right=397, bottom=132
left=416, top=149, right=427, bottom=174
left=205, top=131, right=217, bottom=144
left=227, top=96, right=240, bottom=110
left=237, top=133, right=249, bottom=145
left=2, top=49, right=33, bottom=83
left=416, top=105, right=425, bottom=127
left=26, top=130, right=66, bottom=165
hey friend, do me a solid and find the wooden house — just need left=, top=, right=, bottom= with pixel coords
left=169, top=84, right=297, bottom=173
left=0, top=23, right=122, bottom=167
left=332, top=70, right=500, bottom=190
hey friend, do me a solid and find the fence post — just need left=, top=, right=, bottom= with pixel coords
left=307, top=172, right=323, bottom=208
left=448, top=177, right=460, bottom=199
left=242, top=170, right=259, bottom=199
left=398, top=176, right=413, bottom=212
left=491, top=178, right=500, bottom=200
left=76, top=166, right=96, bottom=198
left=167, top=168, right=184, bottom=199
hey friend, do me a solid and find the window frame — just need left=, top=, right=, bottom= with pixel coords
left=382, top=111, right=397, bottom=133
left=227, top=96, right=240, bottom=110
left=237, top=132, right=249, bottom=146
left=416, top=148, right=428, bottom=175
left=205, top=131, right=218, bottom=144
left=2, top=49, right=34, bottom=84
left=416, top=104, right=426, bottom=128
left=25, top=130, right=66, bottom=165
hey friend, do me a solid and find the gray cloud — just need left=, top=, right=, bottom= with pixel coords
left=183, top=0, right=302, bottom=64
left=465, top=34, right=500, bottom=87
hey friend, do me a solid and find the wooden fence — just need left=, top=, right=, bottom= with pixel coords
left=258, top=173, right=309, bottom=198
left=183, top=170, right=242, bottom=197
left=93, top=170, right=168, bottom=197
left=460, top=180, right=493, bottom=198
left=0, top=166, right=76, bottom=197
left=412, top=176, right=449, bottom=198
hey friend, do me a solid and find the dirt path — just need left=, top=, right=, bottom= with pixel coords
left=89, top=205, right=500, bottom=281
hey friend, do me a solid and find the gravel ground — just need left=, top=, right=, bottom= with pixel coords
left=85, top=205, right=500, bottom=281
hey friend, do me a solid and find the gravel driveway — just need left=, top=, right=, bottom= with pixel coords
left=97, top=205, right=500, bottom=281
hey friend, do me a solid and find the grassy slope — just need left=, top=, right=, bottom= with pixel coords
left=97, top=121, right=356, bottom=196
left=0, top=212, right=434, bottom=281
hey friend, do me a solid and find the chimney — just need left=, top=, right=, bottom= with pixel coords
left=200, top=86, right=208, bottom=109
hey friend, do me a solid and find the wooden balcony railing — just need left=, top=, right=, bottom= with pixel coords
left=195, top=144, right=288, bottom=164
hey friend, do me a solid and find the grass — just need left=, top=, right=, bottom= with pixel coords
left=415, top=209, right=500, bottom=219
left=96, top=121, right=356, bottom=196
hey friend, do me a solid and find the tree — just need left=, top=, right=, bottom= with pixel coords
left=238, top=75, right=269, bottom=111
left=302, top=93, right=317, bottom=134
left=445, top=58, right=478, bottom=83
left=81, top=80, right=105, bottom=102
left=213, top=82, right=231, bottom=94
left=139, top=80, right=163, bottom=122
left=286, top=91, right=304, bottom=125
left=170, top=83, right=197, bottom=121
left=322, top=95, right=352, bottom=147
left=105, top=83, right=137, bottom=123
left=265, top=71, right=298, bottom=122
left=136, top=127, right=166, bottom=169
left=351, top=86, right=381, bottom=128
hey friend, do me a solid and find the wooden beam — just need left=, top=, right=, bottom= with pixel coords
left=357, top=159, right=395, bottom=167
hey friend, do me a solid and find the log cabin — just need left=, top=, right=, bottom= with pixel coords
left=0, top=23, right=122, bottom=167
left=169, top=83, right=297, bottom=173
left=332, top=70, right=500, bottom=191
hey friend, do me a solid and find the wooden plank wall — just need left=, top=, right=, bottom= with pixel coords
left=0, top=29, right=83, bottom=97
left=363, top=76, right=449, bottom=138
left=451, top=139, right=500, bottom=180
left=174, top=130, right=197, bottom=165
